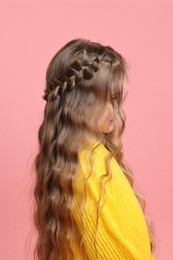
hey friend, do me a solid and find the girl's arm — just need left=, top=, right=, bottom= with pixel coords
left=72, top=145, right=154, bottom=260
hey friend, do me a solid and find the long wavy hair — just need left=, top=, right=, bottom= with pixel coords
left=33, top=38, right=158, bottom=259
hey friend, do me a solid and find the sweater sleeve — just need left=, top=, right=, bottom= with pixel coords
left=72, top=147, right=143, bottom=260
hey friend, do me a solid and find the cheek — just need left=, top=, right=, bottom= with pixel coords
left=105, top=110, right=112, bottom=121
left=100, top=106, right=112, bottom=123
left=106, top=104, right=114, bottom=119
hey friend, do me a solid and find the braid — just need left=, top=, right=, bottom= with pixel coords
left=43, top=48, right=106, bottom=102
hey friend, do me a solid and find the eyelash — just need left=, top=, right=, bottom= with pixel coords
left=107, top=96, right=117, bottom=101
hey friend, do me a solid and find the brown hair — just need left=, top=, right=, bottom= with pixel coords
left=33, top=38, right=158, bottom=259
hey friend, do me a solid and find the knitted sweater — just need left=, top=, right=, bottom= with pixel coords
left=71, top=140, right=155, bottom=260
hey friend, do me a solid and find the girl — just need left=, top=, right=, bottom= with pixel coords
left=33, top=38, right=157, bottom=259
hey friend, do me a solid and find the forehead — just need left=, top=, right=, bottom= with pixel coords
left=111, top=77, right=129, bottom=98
left=123, top=77, right=129, bottom=92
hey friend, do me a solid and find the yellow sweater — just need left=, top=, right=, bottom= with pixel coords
left=71, top=140, right=155, bottom=260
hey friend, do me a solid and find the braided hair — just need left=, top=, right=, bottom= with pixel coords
left=43, top=45, right=109, bottom=103
left=43, top=51, right=105, bottom=102
left=33, top=38, right=157, bottom=260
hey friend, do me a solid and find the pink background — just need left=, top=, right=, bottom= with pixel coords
left=0, top=0, right=172, bottom=259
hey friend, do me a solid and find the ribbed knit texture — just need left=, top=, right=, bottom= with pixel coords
left=71, top=140, right=155, bottom=259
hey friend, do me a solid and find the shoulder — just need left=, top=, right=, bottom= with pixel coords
left=78, top=139, right=128, bottom=189
left=79, top=139, right=110, bottom=171
left=79, top=139, right=110, bottom=161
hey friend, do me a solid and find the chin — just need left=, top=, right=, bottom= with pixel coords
left=103, top=127, right=113, bottom=134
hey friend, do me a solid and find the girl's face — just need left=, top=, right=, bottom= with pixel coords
left=96, top=77, right=128, bottom=134
left=97, top=99, right=115, bottom=134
